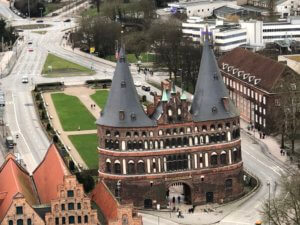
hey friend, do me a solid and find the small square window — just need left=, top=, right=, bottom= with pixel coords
left=68, top=203, right=74, bottom=210
left=62, top=217, right=66, bottom=225
left=61, top=204, right=65, bottom=211
left=77, top=203, right=81, bottom=210
left=67, top=190, right=74, bottom=197
left=16, top=206, right=23, bottom=215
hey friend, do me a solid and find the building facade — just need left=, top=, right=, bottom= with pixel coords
left=97, top=37, right=244, bottom=209
left=218, top=47, right=297, bottom=133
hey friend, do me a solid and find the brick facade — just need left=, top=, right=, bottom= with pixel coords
left=98, top=86, right=244, bottom=208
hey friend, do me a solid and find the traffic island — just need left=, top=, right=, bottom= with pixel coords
left=42, top=53, right=95, bottom=77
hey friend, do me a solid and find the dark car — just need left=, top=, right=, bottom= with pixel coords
left=64, top=19, right=71, bottom=22
left=52, top=12, right=58, bottom=16
left=36, top=20, right=44, bottom=23
left=145, top=86, right=151, bottom=92
left=141, top=85, right=146, bottom=91
left=150, top=91, right=157, bottom=96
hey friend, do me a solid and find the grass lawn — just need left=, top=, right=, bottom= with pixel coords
left=81, top=7, right=100, bottom=17
left=42, top=53, right=95, bottom=77
left=69, top=134, right=98, bottom=169
left=44, top=2, right=69, bottom=15
left=32, top=30, right=47, bottom=35
left=90, top=90, right=109, bottom=109
left=51, top=93, right=96, bottom=131
left=105, top=52, right=155, bottom=63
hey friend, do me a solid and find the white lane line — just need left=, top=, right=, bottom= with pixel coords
left=243, top=150, right=281, bottom=176
left=11, top=92, right=37, bottom=163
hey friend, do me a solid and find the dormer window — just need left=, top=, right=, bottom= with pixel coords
left=212, top=106, right=217, bottom=113
left=222, top=63, right=228, bottom=69
left=119, top=111, right=125, bottom=120
left=233, top=68, right=238, bottom=74
left=254, top=79, right=261, bottom=85
left=121, top=81, right=126, bottom=88
left=248, top=76, right=255, bottom=82
left=131, top=113, right=136, bottom=121
left=243, top=73, right=250, bottom=79
left=238, top=71, right=244, bottom=77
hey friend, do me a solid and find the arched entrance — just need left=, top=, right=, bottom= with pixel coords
left=144, top=199, right=153, bottom=209
left=167, top=182, right=192, bottom=206
left=206, top=192, right=214, bottom=203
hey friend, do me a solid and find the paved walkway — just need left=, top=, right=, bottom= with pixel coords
left=43, top=86, right=100, bottom=170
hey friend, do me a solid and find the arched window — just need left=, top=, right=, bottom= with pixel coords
left=225, top=179, right=233, bottom=190
left=218, top=124, right=223, bottom=130
left=142, top=131, right=147, bottom=137
left=127, top=160, right=135, bottom=174
left=187, top=127, right=191, bottom=133
left=194, top=126, right=198, bottom=132
left=137, top=160, right=145, bottom=173
left=168, top=108, right=173, bottom=116
left=106, top=130, right=111, bottom=136
left=226, top=122, right=231, bottom=129
left=171, top=138, right=176, bottom=147
left=138, top=141, right=144, bottom=150
left=127, top=141, right=133, bottom=150
left=114, top=140, right=119, bottom=150
left=114, top=160, right=121, bottom=174
left=165, top=139, right=170, bottom=148
left=233, top=148, right=238, bottom=162
left=114, top=131, right=120, bottom=137
left=173, top=128, right=177, bottom=134
left=134, top=131, right=139, bottom=137
left=210, top=124, right=215, bottom=131
left=183, top=137, right=188, bottom=146
left=177, top=108, right=182, bottom=115
left=216, top=133, right=220, bottom=142
left=84, top=215, right=88, bottom=223
left=220, top=151, right=227, bottom=164
left=166, top=129, right=171, bottom=135
left=158, top=130, right=163, bottom=136
left=106, top=159, right=111, bottom=173
left=202, top=125, right=207, bottom=131
left=27, top=219, right=32, bottom=225
left=179, top=128, right=184, bottom=134
left=126, top=132, right=131, bottom=137
left=69, top=216, right=75, bottom=224
left=9, top=220, right=13, bottom=225
left=150, top=131, right=154, bottom=137
left=133, top=141, right=138, bottom=150
left=221, top=132, right=226, bottom=141
left=177, top=138, right=182, bottom=147
left=210, top=153, right=218, bottom=166
left=17, top=220, right=23, bottom=225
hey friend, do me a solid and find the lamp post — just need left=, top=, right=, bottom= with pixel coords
left=39, top=7, right=43, bottom=18
left=267, top=181, right=271, bottom=225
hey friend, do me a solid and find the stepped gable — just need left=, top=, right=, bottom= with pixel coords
left=190, top=34, right=238, bottom=122
left=33, top=144, right=70, bottom=204
left=0, top=154, right=39, bottom=222
left=218, top=47, right=285, bottom=92
left=96, top=48, right=156, bottom=127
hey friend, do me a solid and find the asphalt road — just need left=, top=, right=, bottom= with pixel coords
left=0, top=3, right=291, bottom=225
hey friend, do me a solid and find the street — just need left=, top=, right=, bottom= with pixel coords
left=0, top=2, right=291, bottom=224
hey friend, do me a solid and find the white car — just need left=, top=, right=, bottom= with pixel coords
left=134, top=81, right=141, bottom=87
left=22, top=76, right=29, bottom=83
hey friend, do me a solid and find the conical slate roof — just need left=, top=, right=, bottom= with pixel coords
left=190, top=35, right=238, bottom=122
left=96, top=48, right=156, bottom=127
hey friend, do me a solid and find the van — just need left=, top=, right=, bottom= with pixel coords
left=5, top=136, right=14, bottom=149
left=22, top=76, right=29, bottom=83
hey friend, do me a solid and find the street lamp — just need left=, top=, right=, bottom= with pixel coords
left=39, top=7, right=43, bottom=18
left=267, top=181, right=271, bottom=225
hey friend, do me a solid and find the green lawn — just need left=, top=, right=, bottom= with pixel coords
left=81, top=7, right=100, bottom=17
left=42, top=53, right=95, bottom=77
left=69, top=134, right=98, bottom=169
left=105, top=52, right=155, bottom=63
left=44, top=2, right=69, bottom=15
left=51, top=93, right=96, bottom=131
left=90, top=90, right=109, bottom=109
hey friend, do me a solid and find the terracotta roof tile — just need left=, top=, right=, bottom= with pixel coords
left=0, top=158, right=39, bottom=222
left=218, top=48, right=286, bottom=92
left=33, top=144, right=69, bottom=204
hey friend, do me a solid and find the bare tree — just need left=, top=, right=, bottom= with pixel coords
left=262, top=172, right=300, bottom=225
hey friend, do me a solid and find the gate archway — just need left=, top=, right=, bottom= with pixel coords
left=167, top=182, right=192, bottom=205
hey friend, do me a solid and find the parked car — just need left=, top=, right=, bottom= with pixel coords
left=52, top=12, right=58, bottom=16
left=141, top=85, right=146, bottom=91
left=150, top=91, right=156, bottom=96
left=22, top=76, right=29, bottom=83
left=64, top=19, right=71, bottom=22
left=28, top=48, right=33, bottom=52
left=134, top=81, right=141, bottom=87
left=36, top=20, right=43, bottom=23
left=145, top=86, right=151, bottom=92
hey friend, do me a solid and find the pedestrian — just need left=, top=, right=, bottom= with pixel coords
left=94, top=104, right=96, bottom=108
left=280, top=149, right=283, bottom=156
left=177, top=196, right=181, bottom=204
left=263, top=133, right=266, bottom=139
left=176, top=211, right=179, bottom=218
left=259, top=132, right=262, bottom=139
left=91, top=104, right=93, bottom=109
left=172, top=197, right=175, bottom=204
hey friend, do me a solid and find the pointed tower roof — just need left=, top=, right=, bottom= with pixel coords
left=33, top=144, right=70, bottom=204
left=96, top=48, right=156, bottom=127
left=190, top=33, right=238, bottom=122
left=180, top=91, right=187, bottom=100
left=162, top=89, right=169, bottom=102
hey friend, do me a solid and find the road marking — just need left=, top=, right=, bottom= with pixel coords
left=11, top=93, right=37, bottom=164
left=243, top=150, right=281, bottom=176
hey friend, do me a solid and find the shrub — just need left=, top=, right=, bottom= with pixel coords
left=69, top=160, right=75, bottom=171
left=53, top=134, right=59, bottom=143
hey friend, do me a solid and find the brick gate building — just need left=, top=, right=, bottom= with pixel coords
left=97, top=36, right=244, bottom=209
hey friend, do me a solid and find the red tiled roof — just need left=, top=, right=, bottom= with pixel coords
left=0, top=156, right=39, bottom=222
left=33, top=144, right=69, bottom=204
left=218, top=48, right=286, bottom=92
left=92, top=181, right=118, bottom=222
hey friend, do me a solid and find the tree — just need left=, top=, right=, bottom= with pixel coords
left=69, top=160, right=75, bottom=171
left=268, top=68, right=300, bottom=154
left=124, top=31, right=147, bottom=59
left=83, top=175, right=95, bottom=193
left=148, top=18, right=201, bottom=89
left=14, top=0, right=45, bottom=17
left=262, top=172, right=300, bottom=225
left=0, top=19, right=18, bottom=51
